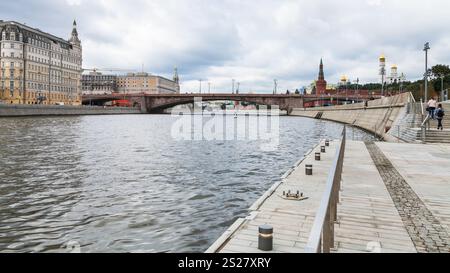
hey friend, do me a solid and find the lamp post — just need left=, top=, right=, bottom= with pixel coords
left=399, top=73, right=406, bottom=94
left=199, top=79, right=202, bottom=94
left=345, top=80, right=348, bottom=103
left=232, top=79, right=235, bottom=94
left=440, top=75, right=448, bottom=102
left=379, top=55, right=386, bottom=96
left=273, top=79, right=278, bottom=95
left=356, top=78, right=359, bottom=95
left=424, top=42, right=430, bottom=101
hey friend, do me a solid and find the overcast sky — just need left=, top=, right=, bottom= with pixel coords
left=1, top=0, right=449, bottom=93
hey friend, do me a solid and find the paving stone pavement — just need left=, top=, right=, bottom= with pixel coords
left=365, top=141, right=450, bottom=253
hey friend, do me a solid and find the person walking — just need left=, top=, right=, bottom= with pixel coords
left=436, top=104, right=445, bottom=130
left=427, top=97, right=437, bottom=119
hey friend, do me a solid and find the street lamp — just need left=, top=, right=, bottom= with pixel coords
left=440, top=74, right=448, bottom=102
left=273, top=79, right=278, bottom=95
left=424, top=42, right=430, bottom=101
left=399, top=73, right=406, bottom=94
left=232, top=79, right=235, bottom=94
left=356, top=78, right=359, bottom=93
left=379, top=54, right=386, bottom=96
left=345, top=79, right=349, bottom=102
left=355, top=78, right=360, bottom=103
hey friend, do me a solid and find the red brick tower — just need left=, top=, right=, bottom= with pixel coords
left=316, top=58, right=327, bottom=95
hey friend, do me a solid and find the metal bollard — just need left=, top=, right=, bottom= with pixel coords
left=325, top=140, right=330, bottom=147
left=321, top=146, right=326, bottom=153
left=305, top=164, right=313, bottom=176
left=315, top=152, right=321, bottom=161
left=258, top=225, right=273, bottom=251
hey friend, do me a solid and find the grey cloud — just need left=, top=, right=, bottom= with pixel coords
left=1, top=0, right=449, bottom=93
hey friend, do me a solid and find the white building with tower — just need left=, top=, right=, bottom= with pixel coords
left=0, top=20, right=83, bottom=105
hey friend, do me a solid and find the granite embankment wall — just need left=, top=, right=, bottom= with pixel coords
left=291, top=93, right=414, bottom=141
left=0, top=104, right=142, bottom=117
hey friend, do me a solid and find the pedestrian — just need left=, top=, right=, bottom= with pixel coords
left=427, top=97, right=437, bottom=119
left=436, top=104, right=445, bottom=131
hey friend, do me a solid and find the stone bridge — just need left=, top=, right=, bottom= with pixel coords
left=82, top=93, right=305, bottom=114
left=82, top=93, right=381, bottom=114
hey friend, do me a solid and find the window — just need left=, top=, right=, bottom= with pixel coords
left=10, top=43, right=14, bottom=49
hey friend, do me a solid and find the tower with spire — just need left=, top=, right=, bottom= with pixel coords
left=173, top=66, right=180, bottom=93
left=69, top=20, right=81, bottom=46
left=316, top=58, right=327, bottom=95
left=68, top=20, right=82, bottom=103
left=173, top=66, right=179, bottom=84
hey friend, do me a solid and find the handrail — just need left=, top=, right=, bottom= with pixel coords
left=304, top=126, right=346, bottom=253
left=421, top=114, right=431, bottom=128
left=420, top=99, right=425, bottom=118
left=421, top=113, right=432, bottom=142
left=409, top=92, right=416, bottom=103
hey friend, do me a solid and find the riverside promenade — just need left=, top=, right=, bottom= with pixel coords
left=206, top=92, right=450, bottom=253
left=207, top=139, right=450, bottom=253
left=0, top=104, right=141, bottom=117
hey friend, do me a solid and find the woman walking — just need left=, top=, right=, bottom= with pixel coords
left=436, top=104, right=445, bottom=130
left=427, top=97, right=437, bottom=119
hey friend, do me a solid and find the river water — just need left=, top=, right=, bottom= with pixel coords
left=0, top=114, right=374, bottom=252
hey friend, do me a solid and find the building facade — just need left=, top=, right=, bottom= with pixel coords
left=0, top=20, right=82, bottom=105
left=81, top=72, right=117, bottom=95
left=117, top=70, right=180, bottom=94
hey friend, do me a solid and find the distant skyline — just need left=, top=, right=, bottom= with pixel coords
left=1, top=0, right=450, bottom=93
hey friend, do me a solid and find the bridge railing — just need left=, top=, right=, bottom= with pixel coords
left=304, top=126, right=346, bottom=253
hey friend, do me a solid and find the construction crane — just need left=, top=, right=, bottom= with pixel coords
left=82, top=68, right=137, bottom=74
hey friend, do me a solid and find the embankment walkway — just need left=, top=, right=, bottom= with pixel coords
left=0, top=104, right=141, bottom=117
left=207, top=140, right=450, bottom=253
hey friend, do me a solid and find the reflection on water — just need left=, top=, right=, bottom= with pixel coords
left=0, top=115, right=373, bottom=252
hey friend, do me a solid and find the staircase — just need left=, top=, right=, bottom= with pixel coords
left=388, top=103, right=422, bottom=143
left=423, top=129, right=450, bottom=143
left=422, top=103, right=450, bottom=143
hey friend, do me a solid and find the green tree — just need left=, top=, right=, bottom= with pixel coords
left=430, top=64, right=450, bottom=93
left=431, top=64, right=450, bottom=79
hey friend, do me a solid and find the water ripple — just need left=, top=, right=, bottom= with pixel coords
left=0, top=115, right=373, bottom=252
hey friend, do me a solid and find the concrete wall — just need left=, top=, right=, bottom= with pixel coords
left=291, top=93, right=414, bottom=141
left=0, top=104, right=142, bottom=117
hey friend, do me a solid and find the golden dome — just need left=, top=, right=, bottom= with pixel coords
left=340, top=75, right=347, bottom=82
left=379, top=54, right=386, bottom=61
left=391, top=64, right=397, bottom=69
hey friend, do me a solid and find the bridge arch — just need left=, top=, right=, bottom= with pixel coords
left=82, top=94, right=305, bottom=114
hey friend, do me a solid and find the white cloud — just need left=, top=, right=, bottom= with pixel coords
left=66, top=0, right=82, bottom=6
left=2, top=0, right=450, bottom=93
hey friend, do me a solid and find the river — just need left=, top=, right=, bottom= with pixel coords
left=0, top=114, right=374, bottom=252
